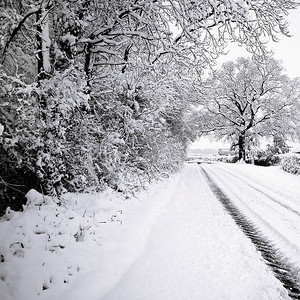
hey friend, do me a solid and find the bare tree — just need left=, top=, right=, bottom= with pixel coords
left=197, top=56, right=299, bottom=161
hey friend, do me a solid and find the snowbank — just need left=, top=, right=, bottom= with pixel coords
left=0, top=174, right=181, bottom=300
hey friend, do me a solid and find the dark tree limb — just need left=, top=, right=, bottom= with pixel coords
left=1, top=8, right=40, bottom=62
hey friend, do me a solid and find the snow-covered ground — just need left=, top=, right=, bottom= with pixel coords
left=202, top=162, right=300, bottom=267
left=1, top=162, right=299, bottom=300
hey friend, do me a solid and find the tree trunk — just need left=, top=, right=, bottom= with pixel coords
left=238, top=134, right=246, bottom=161
left=40, top=5, right=51, bottom=73
left=84, top=42, right=93, bottom=91
left=36, top=9, right=43, bottom=80
left=36, top=5, right=50, bottom=118
left=36, top=3, right=51, bottom=81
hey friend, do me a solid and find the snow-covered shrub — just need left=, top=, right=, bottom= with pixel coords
left=255, top=150, right=280, bottom=166
left=84, top=87, right=186, bottom=192
left=0, top=67, right=43, bottom=214
left=280, top=154, right=300, bottom=175
left=0, top=65, right=94, bottom=198
left=255, top=137, right=290, bottom=166
left=216, top=155, right=238, bottom=163
left=31, top=67, right=93, bottom=194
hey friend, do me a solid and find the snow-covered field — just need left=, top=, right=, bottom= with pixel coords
left=1, top=162, right=300, bottom=300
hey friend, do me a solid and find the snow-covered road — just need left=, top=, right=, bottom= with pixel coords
left=201, top=163, right=300, bottom=266
left=200, top=163, right=300, bottom=298
left=101, top=163, right=294, bottom=300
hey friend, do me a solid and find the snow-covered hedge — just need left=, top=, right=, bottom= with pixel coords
left=216, top=155, right=238, bottom=163
left=187, top=155, right=238, bottom=164
left=0, top=65, right=188, bottom=212
left=203, top=155, right=238, bottom=163
left=280, top=154, right=300, bottom=175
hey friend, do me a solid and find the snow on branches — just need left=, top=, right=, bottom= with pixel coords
left=1, top=0, right=299, bottom=204
left=197, top=56, right=300, bottom=161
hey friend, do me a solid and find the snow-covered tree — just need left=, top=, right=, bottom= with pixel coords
left=1, top=0, right=300, bottom=205
left=197, top=56, right=299, bottom=161
left=2, top=0, right=300, bottom=78
left=70, top=0, right=300, bottom=78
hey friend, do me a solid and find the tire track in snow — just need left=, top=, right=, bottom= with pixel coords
left=202, top=163, right=300, bottom=254
left=199, top=165, right=300, bottom=300
left=212, top=164, right=300, bottom=217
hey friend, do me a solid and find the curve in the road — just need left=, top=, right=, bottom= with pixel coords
left=200, top=165, right=300, bottom=300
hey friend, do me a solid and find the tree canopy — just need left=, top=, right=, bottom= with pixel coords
left=1, top=0, right=300, bottom=211
left=197, top=56, right=300, bottom=160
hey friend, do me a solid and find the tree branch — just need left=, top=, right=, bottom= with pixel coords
left=2, top=8, right=40, bottom=62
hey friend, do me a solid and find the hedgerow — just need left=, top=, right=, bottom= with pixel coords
left=281, top=154, right=300, bottom=175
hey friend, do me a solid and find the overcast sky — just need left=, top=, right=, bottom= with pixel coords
left=190, top=7, right=300, bottom=150
left=270, top=7, right=300, bottom=78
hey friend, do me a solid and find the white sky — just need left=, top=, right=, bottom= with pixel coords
left=190, top=7, right=300, bottom=150
left=270, top=8, right=300, bottom=78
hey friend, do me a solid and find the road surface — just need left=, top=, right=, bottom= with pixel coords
left=101, top=162, right=300, bottom=300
